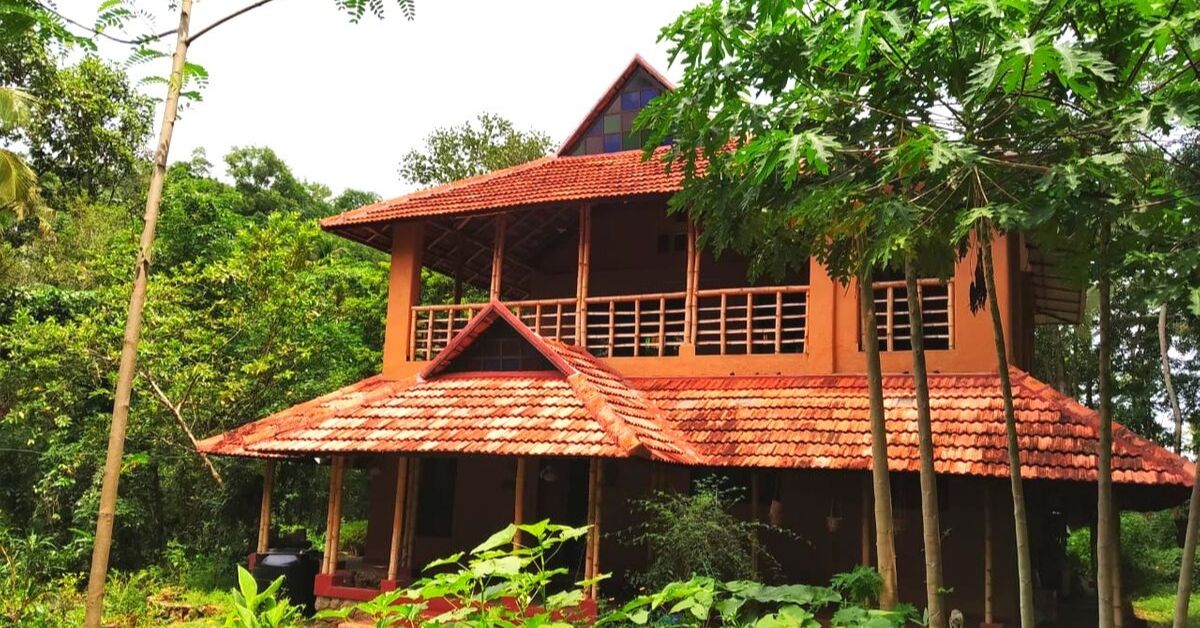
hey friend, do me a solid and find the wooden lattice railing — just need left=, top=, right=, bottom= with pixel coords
left=408, top=285, right=811, bottom=361
left=870, top=279, right=954, bottom=351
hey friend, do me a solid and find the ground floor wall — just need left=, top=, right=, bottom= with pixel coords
left=342, top=455, right=1106, bottom=625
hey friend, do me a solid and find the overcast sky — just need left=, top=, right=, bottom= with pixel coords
left=63, top=0, right=697, bottom=200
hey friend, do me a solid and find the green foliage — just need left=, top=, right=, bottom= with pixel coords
left=338, top=519, right=368, bottom=556
left=619, top=477, right=774, bottom=590
left=599, top=571, right=910, bottom=627
left=224, top=146, right=335, bottom=219
left=398, top=112, right=553, bottom=187
left=1066, top=511, right=1200, bottom=598
left=829, top=565, right=883, bottom=608
left=320, top=521, right=594, bottom=627
left=225, top=566, right=300, bottom=628
left=1133, top=591, right=1200, bottom=627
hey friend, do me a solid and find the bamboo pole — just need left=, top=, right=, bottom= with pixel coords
left=490, top=213, right=507, bottom=300
left=861, top=476, right=871, bottom=566
left=387, top=457, right=410, bottom=582
left=323, top=457, right=345, bottom=574
left=584, top=459, right=599, bottom=585
left=750, top=471, right=760, bottom=573
left=590, top=460, right=605, bottom=599
left=984, top=483, right=993, bottom=623
left=575, top=204, right=592, bottom=346
left=330, top=457, right=346, bottom=575
left=83, top=5, right=194, bottom=625
left=684, top=219, right=698, bottom=345
left=256, top=460, right=276, bottom=555
left=513, top=458, right=527, bottom=550
left=403, top=458, right=421, bottom=570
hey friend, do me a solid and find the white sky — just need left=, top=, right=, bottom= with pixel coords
left=62, top=0, right=697, bottom=199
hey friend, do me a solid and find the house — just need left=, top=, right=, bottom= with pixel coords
left=197, top=56, right=1193, bottom=623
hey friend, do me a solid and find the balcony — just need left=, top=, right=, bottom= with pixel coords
left=409, top=285, right=810, bottom=362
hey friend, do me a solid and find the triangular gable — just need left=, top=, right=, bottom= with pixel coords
left=418, top=302, right=574, bottom=380
left=558, top=55, right=674, bottom=157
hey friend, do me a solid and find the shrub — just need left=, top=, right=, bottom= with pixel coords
left=618, top=477, right=776, bottom=590
left=338, top=519, right=368, bottom=556
left=225, top=565, right=300, bottom=628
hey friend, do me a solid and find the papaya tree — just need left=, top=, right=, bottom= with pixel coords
left=642, top=1, right=1199, bottom=625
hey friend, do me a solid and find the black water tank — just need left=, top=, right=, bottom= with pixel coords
left=252, top=550, right=321, bottom=616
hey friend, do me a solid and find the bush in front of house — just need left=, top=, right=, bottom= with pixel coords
left=318, top=520, right=914, bottom=627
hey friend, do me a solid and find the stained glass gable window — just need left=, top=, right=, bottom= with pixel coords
left=559, top=58, right=673, bottom=156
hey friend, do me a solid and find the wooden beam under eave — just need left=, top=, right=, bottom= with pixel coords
left=256, top=460, right=276, bottom=555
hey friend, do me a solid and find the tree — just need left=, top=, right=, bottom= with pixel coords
left=75, top=1, right=413, bottom=625
left=641, top=1, right=1198, bottom=625
left=397, top=112, right=552, bottom=187
left=225, top=146, right=330, bottom=219
left=0, top=86, right=39, bottom=219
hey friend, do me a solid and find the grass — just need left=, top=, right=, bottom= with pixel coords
left=1133, top=592, right=1200, bottom=627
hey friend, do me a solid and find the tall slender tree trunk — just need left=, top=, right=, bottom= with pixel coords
left=979, top=229, right=1035, bottom=628
left=1160, top=304, right=1184, bottom=455
left=905, top=258, right=946, bottom=628
left=1096, top=219, right=1116, bottom=628
left=859, top=269, right=899, bottom=608
left=83, top=4, right=193, bottom=626
left=1174, top=460, right=1200, bottom=627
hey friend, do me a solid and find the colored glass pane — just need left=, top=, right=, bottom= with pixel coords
left=640, top=88, right=659, bottom=104
left=603, top=114, right=621, bottom=134
left=622, top=132, right=641, bottom=150
left=621, top=90, right=639, bottom=110
left=585, top=136, right=603, bottom=154
left=603, top=134, right=622, bottom=152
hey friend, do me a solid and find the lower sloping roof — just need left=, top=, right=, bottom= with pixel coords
left=637, top=371, right=1191, bottom=486
left=197, top=311, right=1192, bottom=489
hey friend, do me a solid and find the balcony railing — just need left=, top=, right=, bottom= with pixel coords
left=870, top=279, right=954, bottom=351
left=408, top=285, right=809, bottom=362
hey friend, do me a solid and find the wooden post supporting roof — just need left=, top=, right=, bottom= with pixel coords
left=513, top=458, right=528, bottom=550
left=575, top=204, right=592, bottom=346
left=323, top=456, right=346, bottom=575
left=683, top=218, right=700, bottom=349
left=983, top=483, right=993, bottom=624
left=588, top=459, right=604, bottom=599
left=490, top=214, right=507, bottom=300
left=750, top=471, right=760, bottom=573
left=402, top=458, right=421, bottom=570
left=860, top=476, right=871, bottom=566
left=387, top=456, right=410, bottom=582
left=256, top=460, right=276, bottom=555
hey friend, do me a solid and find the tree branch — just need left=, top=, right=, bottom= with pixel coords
left=187, top=0, right=284, bottom=44
left=140, top=369, right=224, bottom=487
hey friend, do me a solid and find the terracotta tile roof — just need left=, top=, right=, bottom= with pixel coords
left=319, top=147, right=688, bottom=231
left=198, top=309, right=1191, bottom=488
left=635, top=371, right=1193, bottom=486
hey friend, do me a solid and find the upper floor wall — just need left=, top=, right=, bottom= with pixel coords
left=377, top=199, right=1037, bottom=380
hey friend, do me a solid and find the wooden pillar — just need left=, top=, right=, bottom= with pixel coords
left=1112, top=503, right=1124, bottom=628
left=683, top=218, right=700, bottom=348
left=589, top=459, right=605, bottom=598
left=750, top=471, right=761, bottom=573
left=383, top=222, right=425, bottom=376
left=983, top=483, right=993, bottom=624
left=513, top=458, right=528, bottom=550
left=490, top=214, right=507, bottom=300
left=323, top=456, right=346, bottom=575
left=452, top=232, right=464, bottom=305
left=256, top=460, right=276, bottom=555
left=387, top=456, right=410, bottom=582
left=402, top=458, right=421, bottom=570
left=575, top=204, right=592, bottom=346
left=860, top=475, right=872, bottom=566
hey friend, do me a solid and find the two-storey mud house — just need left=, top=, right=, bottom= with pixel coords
left=198, top=57, right=1193, bottom=624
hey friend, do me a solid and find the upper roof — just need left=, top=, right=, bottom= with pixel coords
left=320, top=146, right=687, bottom=240
left=198, top=309, right=1192, bottom=493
